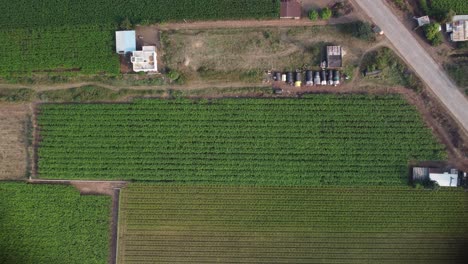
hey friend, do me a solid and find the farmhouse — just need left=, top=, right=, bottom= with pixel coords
left=115, top=31, right=158, bottom=73
left=412, top=167, right=460, bottom=187
left=446, top=15, right=468, bottom=42
left=131, top=46, right=158, bottom=73
left=326, top=46, right=343, bottom=68
left=280, top=0, right=302, bottom=19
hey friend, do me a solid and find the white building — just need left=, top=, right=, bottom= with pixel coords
left=429, top=169, right=459, bottom=187
left=115, top=31, right=136, bottom=54
left=131, top=46, right=158, bottom=73
left=413, top=167, right=460, bottom=187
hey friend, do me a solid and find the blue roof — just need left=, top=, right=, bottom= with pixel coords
left=115, top=31, right=136, bottom=53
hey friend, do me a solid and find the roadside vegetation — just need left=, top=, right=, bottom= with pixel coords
left=0, top=182, right=111, bottom=264
left=37, top=95, right=445, bottom=184
left=422, top=22, right=443, bottom=46
left=117, top=184, right=468, bottom=264
left=361, top=47, right=424, bottom=91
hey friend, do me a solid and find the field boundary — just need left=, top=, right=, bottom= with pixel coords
left=110, top=188, right=121, bottom=264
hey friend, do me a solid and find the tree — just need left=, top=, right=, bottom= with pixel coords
left=441, top=9, right=456, bottom=24
left=120, top=18, right=133, bottom=30
left=320, top=8, right=332, bottom=20
left=308, top=10, right=319, bottom=21
left=423, top=23, right=442, bottom=46
left=352, top=21, right=374, bottom=41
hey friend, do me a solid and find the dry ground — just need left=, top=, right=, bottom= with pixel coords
left=0, top=104, right=30, bottom=179
left=161, top=26, right=374, bottom=84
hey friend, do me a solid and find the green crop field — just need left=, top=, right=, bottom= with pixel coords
left=0, top=25, right=120, bottom=76
left=0, top=0, right=280, bottom=29
left=117, top=184, right=468, bottom=264
left=37, top=95, right=446, bottom=184
left=0, top=0, right=278, bottom=76
left=0, top=183, right=111, bottom=264
left=429, top=0, right=468, bottom=14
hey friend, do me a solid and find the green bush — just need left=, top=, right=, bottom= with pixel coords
left=423, top=23, right=443, bottom=46
left=308, top=10, right=319, bottom=21
left=320, top=8, right=332, bottom=20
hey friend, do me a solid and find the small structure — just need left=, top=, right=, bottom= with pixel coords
left=313, top=71, right=321, bottom=85
left=415, top=16, right=430, bottom=27
left=305, top=70, right=313, bottom=86
left=447, top=15, right=468, bottom=42
left=333, top=70, right=340, bottom=86
left=320, top=70, right=327, bottom=85
left=131, top=46, right=158, bottom=73
left=115, top=30, right=136, bottom=54
left=294, top=72, right=302, bottom=87
left=280, top=0, right=302, bottom=19
left=413, top=167, right=460, bottom=187
left=326, top=46, right=343, bottom=68
left=372, top=25, right=384, bottom=35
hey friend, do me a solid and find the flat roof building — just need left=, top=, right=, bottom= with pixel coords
left=412, top=167, right=460, bottom=187
left=116, top=31, right=136, bottom=54
left=326, top=46, right=343, bottom=68
left=280, top=0, right=302, bottom=19
left=447, top=15, right=468, bottom=42
left=131, top=46, right=157, bottom=73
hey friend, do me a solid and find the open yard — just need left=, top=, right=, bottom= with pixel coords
left=0, top=182, right=111, bottom=264
left=0, top=104, right=30, bottom=179
left=161, top=25, right=374, bottom=83
left=37, top=95, right=445, bottom=184
left=117, top=184, right=468, bottom=264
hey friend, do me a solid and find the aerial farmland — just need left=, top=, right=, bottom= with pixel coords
left=0, top=1, right=467, bottom=264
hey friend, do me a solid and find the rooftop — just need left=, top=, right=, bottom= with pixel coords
left=280, top=0, right=302, bottom=19
left=429, top=172, right=459, bottom=187
left=415, top=16, right=430, bottom=27
left=326, top=46, right=343, bottom=68
left=131, top=46, right=157, bottom=72
left=450, top=15, right=468, bottom=42
left=115, top=31, right=136, bottom=54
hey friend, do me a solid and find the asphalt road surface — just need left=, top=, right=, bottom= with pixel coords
left=355, top=0, right=468, bottom=133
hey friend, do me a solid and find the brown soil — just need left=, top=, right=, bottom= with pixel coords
left=0, top=103, right=31, bottom=179
left=27, top=179, right=127, bottom=196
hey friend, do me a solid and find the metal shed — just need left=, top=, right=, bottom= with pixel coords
left=116, top=30, right=136, bottom=54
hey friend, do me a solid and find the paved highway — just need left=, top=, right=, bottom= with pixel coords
left=355, top=0, right=468, bottom=133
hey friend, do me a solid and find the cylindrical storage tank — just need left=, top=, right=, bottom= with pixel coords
left=305, top=70, right=313, bottom=83
left=286, top=72, right=294, bottom=85
left=328, top=70, right=334, bottom=85
left=333, top=70, right=341, bottom=86
left=320, top=70, right=327, bottom=85
left=333, top=70, right=340, bottom=81
left=314, top=71, right=321, bottom=85
left=295, top=72, right=302, bottom=83
left=275, top=72, right=281, bottom=81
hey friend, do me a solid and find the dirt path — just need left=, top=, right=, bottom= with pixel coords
left=157, top=19, right=330, bottom=31
left=109, top=188, right=121, bottom=264
left=0, top=81, right=272, bottom=92
left=27, top=179, right=127, bottom=196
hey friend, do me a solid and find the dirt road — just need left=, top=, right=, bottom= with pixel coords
left=353, top=0, right=468, bottom=134
left=156, top=17, right=360, bottom=30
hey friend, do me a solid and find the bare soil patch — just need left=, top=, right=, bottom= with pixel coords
left=162, top=26, right=374, bottom=84
left=0, top=104, right=31, bottom=179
